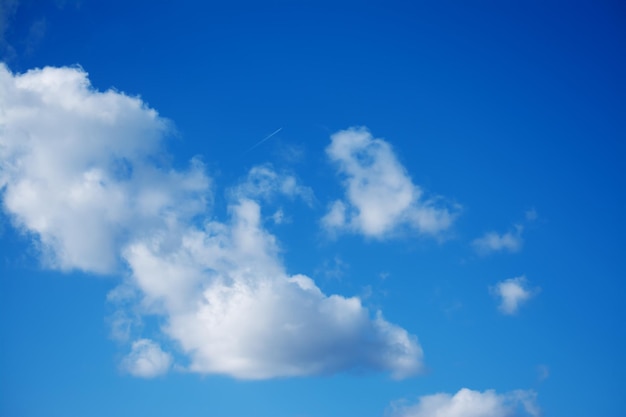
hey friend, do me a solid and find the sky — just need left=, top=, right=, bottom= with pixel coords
left=0, top=1, right=624, bottom=416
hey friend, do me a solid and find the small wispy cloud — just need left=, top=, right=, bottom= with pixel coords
left=121, top=339, right=172, bottom=378
left=525, top=208, right=538, bottom=222
left=0, top=0, right=19, bottom=60
left=537, top=364, right=550, bottom=382
left=315, top=256, right=349, bottom=280
left=1, top=0, right=79, bottom=61
left=472, top=225, right=524, bottom=255
left=232, top=163, right=314, bottom=206
left=473, top=208, right=539, bottom=256
left=490, top=276, right=539, bottom=315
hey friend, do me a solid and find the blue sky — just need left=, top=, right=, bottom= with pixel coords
left=0, top=1, right=624, bottom=416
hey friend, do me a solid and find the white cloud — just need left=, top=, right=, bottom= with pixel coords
left=490, top=276, right=538, bottom=315
left=472, top=226, right=523, bottom=255
left=123, top=197, right=423, bottom=379
left=322, top=127, right=457, bottom=239
left=0, top=65, right=423, bottom=380
left=390, top=388, right=540, bottom=417
left=0, top=64, right=209, bottom=274
left=121, top=338, right=172, bottom=378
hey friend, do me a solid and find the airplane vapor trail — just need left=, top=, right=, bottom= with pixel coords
left=246, top=127, right=283, bottom=152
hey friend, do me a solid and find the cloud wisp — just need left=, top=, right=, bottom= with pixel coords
left=122, top=338, right=173, bottom=378
left=322, top=127, right=458, bottom=239
left=472, top=225, right=524, bottom=255
left=0, top=64, right=423, bottom=380
left=490, top=276, right=538, bottom=315
left=389, top=388, right=540, bottom=417
left=0, top=0, right=19, bottom=60
left=231, top=163, right=314, bottom=205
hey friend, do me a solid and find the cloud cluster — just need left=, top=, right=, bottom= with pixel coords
left=322, top=127, right=457, bottom=239
left=490, top=276, right=538, bottom=315
left=0, top=64, right=423, bottom=379
left=390, top=388, right=540, bottom=417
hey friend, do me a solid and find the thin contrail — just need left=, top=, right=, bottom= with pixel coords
left=246, top=127, right=283, bottom=152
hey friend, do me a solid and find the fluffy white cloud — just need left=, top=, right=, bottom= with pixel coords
left=490, top=276, right=538, bottom=315
left=322, top=127, right=457, bottom=238
left=0, top=64, right=209, bottom=274
left=122, top=338, right=172, bottom=378
left=390, top=388, right=540, bottom=417
left=0, top=65, right=423, bottom=380
left=472, top=226, right=523, bottom=255
left=122, top=197, right=423, bottom=379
